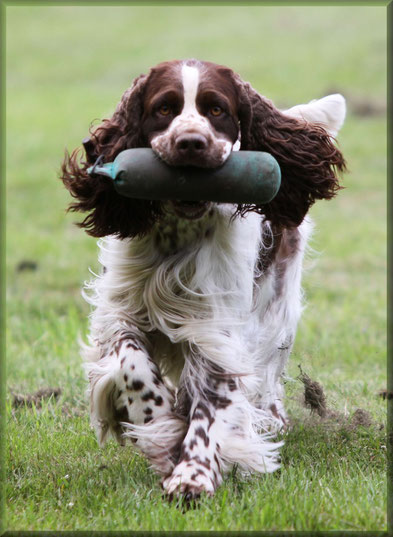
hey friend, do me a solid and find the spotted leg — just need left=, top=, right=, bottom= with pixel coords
left=162, top=399, right=222, bottom=498
left=87, top=336, right=187, bottom=475
left=162, top=376, right=282, bottom=498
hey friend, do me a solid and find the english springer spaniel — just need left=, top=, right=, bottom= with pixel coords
left=61, top=59, right=346, bottom=499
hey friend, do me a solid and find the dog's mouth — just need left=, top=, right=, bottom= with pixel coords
left=170, top=200, right=211, bottom=220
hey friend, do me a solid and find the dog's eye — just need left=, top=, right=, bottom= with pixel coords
left=210, top=106, right=223, bottom=117
left=159, top=104, right=171, bottom=116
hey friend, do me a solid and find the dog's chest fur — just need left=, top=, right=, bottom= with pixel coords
left=152, top=206, right=217, bottom=255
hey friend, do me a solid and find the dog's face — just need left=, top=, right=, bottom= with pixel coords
left=141, top=61, right=240, bottom=169
left=139, top=60, right=241, bottom=219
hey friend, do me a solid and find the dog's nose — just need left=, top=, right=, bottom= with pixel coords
left=175, top=134, right=208, bottom=154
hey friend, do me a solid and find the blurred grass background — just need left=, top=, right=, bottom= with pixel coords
left=6, top=4, right=387, bottom=531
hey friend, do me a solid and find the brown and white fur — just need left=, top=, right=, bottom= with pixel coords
left=61, top=59, right=346, bottom=499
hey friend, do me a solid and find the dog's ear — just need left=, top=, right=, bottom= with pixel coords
left=233, top=77, right=346, bottom=228
left=60, top=73, right=163, bottom=239
left=283, top=94, right=346, bottom=138
left=88, top=73, right=149, bottom=161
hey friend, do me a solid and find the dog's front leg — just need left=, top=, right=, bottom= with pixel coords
left=162, top=398, right=224, bottom=499
left=162, top=373, right=283, bottom=499
left=87, top=335, right=187, bottom=475
left=162, top=373, right=247, bottom=499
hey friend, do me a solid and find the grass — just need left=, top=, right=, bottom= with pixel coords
left=5, top=4, right=387, bottom=532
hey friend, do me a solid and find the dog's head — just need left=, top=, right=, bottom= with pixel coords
left=142, top=60, right=240, bottom=169
left=61, top=59, right=346, bottom=237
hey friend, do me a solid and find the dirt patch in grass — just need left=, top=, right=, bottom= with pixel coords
left=15, top=259, right=38, bottom=272
left=349, top=408, right=373, bottom=429
left=378, top=389, right=392, bottom=400
left=298, top=364, right=327, bottom=417
left=323, top=89, right=386, bottom=117
left=348, top=96, right=386, bottom=117
left=10, top=387, right=86, bottom=419
left=11, top=387, right=62, bottom=408
left=296, top=365, right=382, bottom=432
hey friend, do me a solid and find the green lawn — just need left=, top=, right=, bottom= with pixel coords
left=5, top=4, right=387, bottom=532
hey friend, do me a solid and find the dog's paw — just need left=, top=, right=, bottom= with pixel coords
left=162, top=460, right=218, bottom=499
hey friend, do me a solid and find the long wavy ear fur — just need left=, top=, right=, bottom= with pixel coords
left=232, top=75, right=346, bottom=228
left=60, top=73, right=163, bottom=239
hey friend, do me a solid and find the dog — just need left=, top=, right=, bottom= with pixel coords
left=61, top=59, right=346, bottom=499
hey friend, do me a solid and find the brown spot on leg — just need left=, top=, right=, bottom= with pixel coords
left=141, top=390, right=155, bottom=401
left=130, top=380, right=144, bottom=391
left=114, top=405, right=129, bottom=422
left=228, top=378, right=236, bottom=391
left=189, top=438, right=198, bottom=450
left=154, top=395, right=163, bottom=406
left=270, top=403, right=280, bottom=420
left=126, top=341, right=140, bottom=351
left=192, top=455, right=211, bottom=470
left=194, top=426, right=209, bottom=447
left=209, top=394, right=232, bottom=410
left=179, top=445, right=191, bottom=462
left=269, top=403, right=287, bottom=428
left=195, top=402, right=214, bottom=428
